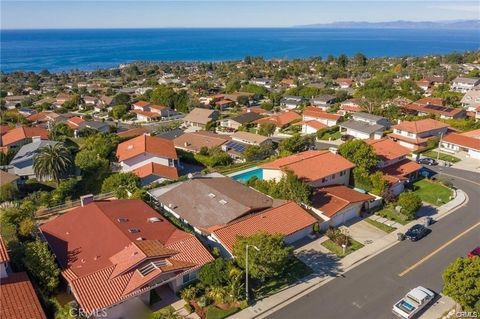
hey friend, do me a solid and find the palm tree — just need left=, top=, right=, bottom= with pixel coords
left=33, top=143, right=73, bottom=184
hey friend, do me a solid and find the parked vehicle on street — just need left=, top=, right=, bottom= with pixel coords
left=405, top=224, right=430, bottom=241
left=417, top=158, right=438, bottom=166
left=467, top=246, right=480, bottom=258
left=392, top=286, right=435, bottom=319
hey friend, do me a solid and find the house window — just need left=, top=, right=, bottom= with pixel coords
left=331, top=174, right=335, bottom=179
left=183, top=273, right=191, bottom=284
left=340, top=170, right=345, bottom=176
left=407, top=132, right=413, bottom=137
left=321, top=178, right=327, bottom=183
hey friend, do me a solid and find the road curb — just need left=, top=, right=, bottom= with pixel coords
left=233, top=189, right=469, bottom=319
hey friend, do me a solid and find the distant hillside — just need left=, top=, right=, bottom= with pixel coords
left=296, top=20, right=480, bottom=30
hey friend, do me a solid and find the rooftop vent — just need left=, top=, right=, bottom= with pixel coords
left=219, top=199, right=227, bottom=205
left=136, top=237, right=144, bottom=241
left=148, top=217, right=162, bottom=223
left=138, top=259, right=171, bottom=276
left=117, top=217, right=129, bottom=223
left=127, top=145, right=134, bottom=150
left=208, top=193, right=216, bottom=198
left=128, top=228, right=140, bottom=234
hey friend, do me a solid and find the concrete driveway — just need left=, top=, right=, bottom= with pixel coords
left=344, top=218, right=387, bottom=245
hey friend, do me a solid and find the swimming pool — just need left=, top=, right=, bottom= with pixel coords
left=230, top=167, right=263, bottom=183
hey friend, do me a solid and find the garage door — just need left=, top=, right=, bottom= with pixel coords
left=331, top=207, right=358, bottom=227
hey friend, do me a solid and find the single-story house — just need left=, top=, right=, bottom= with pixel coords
left=155, top=177, right=274, bottom=235
left=280, top=96, right=304, bottom=110
left=440, top=129, right=480, bottom=160
left=404, top=97, right=466, bottom=119
left=211, top=201, right=317, bottom=256
left=302, top=107, right=342, bottom=127
left=310, top=185, right=375, bottom=228
left=183, top=108, right=219, bottom=129
left=254, top=111, right=301, bottom=132
left=220, top=112, right=263, bottom=131
left=311, top=95, right=337, bottom=110
left=173, top=131, right=230, bottom=153
left=9, top=139, right=58, bottom=180
left=451, top=77, right=480, bottom=93
left=40, top=199, right=213, bottom=318
left=1, top=126, right=49, bottom=151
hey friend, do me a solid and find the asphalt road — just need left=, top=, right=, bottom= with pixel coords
left=269, top=166, right=480, bottom=319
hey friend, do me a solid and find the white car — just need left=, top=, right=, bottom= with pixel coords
left=392, top=286, right=435, bottom=319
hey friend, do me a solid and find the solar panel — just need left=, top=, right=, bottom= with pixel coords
left=225, top=141, right=247, bottom=153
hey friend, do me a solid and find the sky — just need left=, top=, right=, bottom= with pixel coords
left=1, top=1, right=479, bottom=29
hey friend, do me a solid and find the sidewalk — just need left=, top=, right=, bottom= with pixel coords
left=230, top=190, right=467, bottom=319
left=420, top=295, right=456, bottom=319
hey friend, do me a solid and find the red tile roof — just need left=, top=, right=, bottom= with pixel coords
left=0, top=272, right=47, bottom=319
left=132, top=110, right=162, bottom=118
left=299, top=120, right=327, bottom=130
left=392, top=119, right=449, bottom=134
left=1, top=127, right=49, bottom=146
left=0, top=236, right=10, bottom=263
left=40, top=199, right=213, bottom=314
left=311, top=185, right=374, bottom=218
left=67, top=116, right=85, bottom=128
left=0, top=125, right=13, bottom=136
left=443, top=132, right=480, bottom=151
left=212, top=202, right=317, bottom=253
left=366, top=139, right=411, bottom=162
left=261, top=150, right=355, bottom=183
left=131, top=162, right=179, bottom=180
left=380, top=159, right=422, bottom=179
left=116, top=127, right=150, bottom=138
left=303, top=107, right=342, bottom=121
left=133, top=101, right=151, bottom=108
left=255, top=111, right=301, bottom=127
left=116, top=134, right=178, bottom=162
left=405, top=98, right=464, bottom=117
left=27, top=111, right=60, bottom=123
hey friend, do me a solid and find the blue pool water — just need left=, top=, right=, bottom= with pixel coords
left=230, top=168, right=263, bottom=183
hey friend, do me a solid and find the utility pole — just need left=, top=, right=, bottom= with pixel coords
left=437, top=132, right=443, bottom=163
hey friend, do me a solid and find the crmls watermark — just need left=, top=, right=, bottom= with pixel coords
left=456, top=311, right=478, bottom=318
left=69, top=308, right=108, bottom=318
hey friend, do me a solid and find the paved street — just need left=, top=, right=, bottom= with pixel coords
left=268, top=167, right=480, bottom=319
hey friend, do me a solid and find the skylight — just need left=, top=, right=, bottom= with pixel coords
left=117, top=217, right=129, bottom=223
left=128, top=228, right=140, bottom=233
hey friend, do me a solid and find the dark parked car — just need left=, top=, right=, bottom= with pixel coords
left=405, top=224, right=430, bottom=241
left=468, top=247, right=480, bottom=258
left=417, top=158, right=438, bottom=166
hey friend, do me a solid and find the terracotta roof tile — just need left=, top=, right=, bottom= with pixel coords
left=261, top=150, right=355, bottom=183
left=40, top=199, right=213, bottom=314
left=0, top=236, right=9, bottom=263
left=366, top=138, right=411, bottom=162
left=116, top=134, right=178, bottom=162
left=303, top=107, right=342, bottom=121
left=311, top=185, right=374, bottom=218
left=131, top=162, right=179, bottom=180
left=392, top=119, right=449, bottom=134
left=213, top=202, right=317, bottom=253
left=0, top=272, right=47, bottom=319
left=443, top=132, right=480, bottom=151
left=1, top=127, right=49, bottom=146
left=380, top=159, right=422, bottom=179
left=255, top=111, right=301, bottom=127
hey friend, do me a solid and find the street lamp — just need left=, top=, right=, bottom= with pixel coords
left=245, top=244, right=260, bottom=302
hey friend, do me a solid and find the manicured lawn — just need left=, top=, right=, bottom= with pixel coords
left=321, top=238, right=364, bottom=257
left=205, top=306, right=240, bottom=319
left=422, top=150, right=460, bottom=163
left=364, top=218, right=397, bottom=233
left=252, top=257, right=312, bottom=299
left=318, top=130, right=341, bottom=141
left=413, top=179, right=453, bottom=205
left=375, top=205, right=410, bottom=225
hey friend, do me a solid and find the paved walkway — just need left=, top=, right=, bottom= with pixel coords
left=420, top=295, right=456, bottom=319
left=368, top=215, right=403, bottom=228
left=230, top=190, right=467, bottom=319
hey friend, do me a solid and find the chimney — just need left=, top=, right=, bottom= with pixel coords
left=31, top=136, right=41, bottom=143
left=80, top=194, right=94, bottom=207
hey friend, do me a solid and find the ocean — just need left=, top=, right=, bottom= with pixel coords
left=1, top=28, right=479, bottom=73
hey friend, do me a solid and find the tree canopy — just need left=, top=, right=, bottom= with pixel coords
left=33, top=143, right=73, bottom=183
left=233, top=232, right=293, bottom=280
left=23, top=240, right=61, bottom=295
left=443, top=257, right=480, bottom=311
left=338, top=139, right=378, bottom=172
left=101, top=172, right=141, bottom=198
